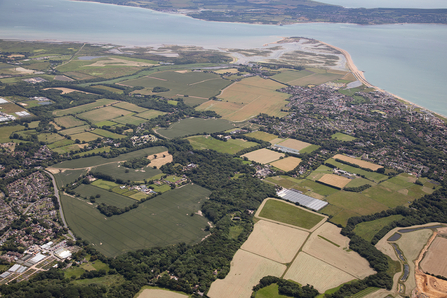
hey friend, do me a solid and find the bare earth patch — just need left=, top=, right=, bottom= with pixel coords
left=333, top=154, right=383, bottom=171
left=318, top=174, right=351, bottom=189
left=270, top=157, right=302, bottom=171
left=147, top=151, right=173, bottom=169
left=43, top=87, right=93, bottom=94
left=241, top=148, right=284, bottom=164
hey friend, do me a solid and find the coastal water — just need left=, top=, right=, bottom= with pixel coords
left=0, top=0, right=446, bottom=116
left=317, top=0, right=447, bottom=9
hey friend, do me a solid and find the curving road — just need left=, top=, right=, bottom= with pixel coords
left=44, top=170, right=76, bottom=240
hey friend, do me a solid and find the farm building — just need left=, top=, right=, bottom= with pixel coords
left=277, top=189, right=328, bottom=211
left=273, top=145, right=300, bottom=155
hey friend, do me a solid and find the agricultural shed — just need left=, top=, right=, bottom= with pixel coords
left=277, top=189, right=328, bottom=211
left=273, top=145, right=300, bottom=155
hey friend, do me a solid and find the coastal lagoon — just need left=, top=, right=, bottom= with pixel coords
left=0, top=0, right=446, bottom=115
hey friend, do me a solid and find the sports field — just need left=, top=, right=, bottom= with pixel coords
left=156, top=118, right=234, bottom=139
left=333, top=154, right=383, bottom=171
left=123, top=70, right=230, bottom=98
left=61, top=184, right=211, bottom=257
left=54, top=116, right=86, bottom=128
left=187, top=135, right=257, bottom=154
left=318, top=174, right=352, bottom=189
left=269, top=157, right=301, bottom=171
left=77, top=106, right=132, bottom=123
left=257, top=198, right=325, bottom=230
left=197, top=77, right=290, bottom=121
left=241, top=149, right=284, bottom=164
left=53, top=98, right=117, bottom=116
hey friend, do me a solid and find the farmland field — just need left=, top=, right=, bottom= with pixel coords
left=245, top=131, right=280, bottom=142
left=59, top=125, right=91, bottom=135
left=74, top=184, right=136, bottom=208
left=53, top=98, right=117, bottom=116
left=269, top=157, right=301, bottom=171
left=283, top=252, right=355, bottom=293
left=156, top=118, right=234, bottom=139
left=60, top=184, right=211, bottom=257
left=93, top=163, right=161, bottom=182
left=112, top=114, right=147, bottom=126
left=92, top=85, right=124, bottom=94
left=0, top=125, right=24, bottom=143
left=124, top=70, right=230, bottom=98
left=325, top=158, right=387, bottom=183
left=91, top=129, right=125, bottom=139
left=353, top=215, right=405, bottom=242
left=276, top=138, right=312, bottom=151
left=70, top=132, right=100, bottom=142
left=53, top=169, right=88, bottom=187
left=147, top=151, right=173, bottom=169
left=241, top=220, right=309, bottom=263
left=420, top=237, right=447, bottom=277
left=318, top=174, right=352, bottom=189
left=91, top=179, right=119, bottom=190
left=257, top=198, right=325, bottom=230
left=255, top=284, right=288, bottom=298
left=112, top=102, right=148, bottom=113
left=136, top=109, right=166, bottom=120
left=333, top=154, right=383, bottom=171
left=37, top=133, right=65, bottom=144
left=54, top=116, right=86, bottom=128
left=77, top=106, right=132, bottom=123
left=187, top=135, right=257, bottom=154
left=47, top=139, right=75, bottom=149
left=197, top=77, right=290, bottom=121
left=207, top=249, right=286, bottom=298
left=271, top=69, right=313, bottom=84
left=241, top=148, right=284, bottom=164
left=331, top=132, right=356, bottom=141
left=52, top=144, right=84, bottom=154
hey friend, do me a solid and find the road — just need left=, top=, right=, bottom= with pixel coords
left=44, top=170, right=76, bottom=240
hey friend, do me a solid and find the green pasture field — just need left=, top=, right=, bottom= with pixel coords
left=28, top=121, right=40, bottom=128
left=299, top=144, right=320, bottom=154
left=361, top=185, right=414, bottom=209
left=245, top=131, right=279, bottom=142
left=93, top=163, right=161, bottom=182
left=75, top=146, right=111, bottom=157
left=71, top=275, right=125, bottom=288
left=271, top=69, right=313, bottom=84
left=307, top=165, right=333, bottom=181
left=53, top=99, right=117, bottom=117
left=70, top=132, right=100, bottom=142
left=255, top=284, right=288, bottom=298
left=157, top=118, right=234, bottom=139
left=288, top=71, right=344, bottom=86
left=263, top=175, right=338, bottom=198
left=52, top=144, right=83, bottom=154
left=0, top=125, right=25, bottom=143
left=331, top=132, right=356, bottom=141
left=298, top=179, right=339, bottom=197
left=77, top=106, right=132, bottom=123
left=325, top=158, right=388, bottom=183
left=353, top=215, right=405, bottom=242
left=183, top=97, right=208, bottom=107
left=92, top=85, right=124, bottom=94
left=37, top=133, right=65, bottom=144
left=147, top=184, right=172, bottom=193
left=91, top=179, right=119, bottom=190
left=135, top=109, right=166, bottom=120
left=60, top=184, right=211, bottom=257
left=123, top=70, right=231, bottom=99
left=53, top=146, right=168, bottom=168
left=129, top=192, right=148, bottom=201
left=47, top=139, right=74, bottom=149
left=59, top=125, right=91, bottom=136
left=112, top=114, right=147, bottom=126
left=53, top=169, right=88, bottom=187
left=344, top=178, right=373, bottom=188
left=112, top=102, right=148, bottom=113
left=92, top=128, right=125, bottom=139
left=187, top=135, right=257, bottom=154
left=74, top=184, right=136, bottom=208
left=95, top=120, right=118, bottom=127
left=258, top=199, right=324, bottom=230
left=54, top=116, right=86, bottom=128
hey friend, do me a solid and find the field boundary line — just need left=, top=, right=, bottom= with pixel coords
left=239, top=248, right=287, bottom=266
left=188, top=78, right=220, bottom=86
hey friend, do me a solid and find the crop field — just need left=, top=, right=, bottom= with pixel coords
left=302, top=223, right=375, bottom=279
left=136, top=109, right=166, bottom=120
left=245, top=131, right=280, bottom=142
left=362, top=185, right=418, bottom=208
left=147, top=152, right=173, bottom=169
left=60, top=184, right=211, bottom=257
left=91, top=179, right=119, bottom=190
left=53, top=169, right=88, bottom=187
left=52, top=144, right=84, bottom=154
left=92, top=129, right=124, bottom=139
left=286, top=72, right=344, bottom=86
left=331, top=132, right=356, bottom=141
left=333, top=154, right=383, bottom=171
left=276, top=139, right=312, bottom=151
left=353, top=215, right=404, bottom=242
left=269, top=157, right=301, bottom=171
left=95, top=121, right=118, bottom=127
left=70, top=132, right=100, bottom=142
left=207, top=249, right=286, bottom=298
left=344, top=177, right=373, bottom=188
left=0, top=125, right=24, bottom=143
left=197, top=77, right=290, bottom=121
left=283, top=252, right=355, bottom=293
left=241, top=220, right=309, bottom=263
left=241, top=149, right=284, bottom=164
left=420, top=237, right=447, bottom=277
left=112, top=114, right=147, bottom=126
left=299, top=144, right=320, bottom=154
left=112, top=102, right=148, bottom=113
left=257, top=198, right=325, bottom=230
left=54, top=116, right=86, bottom=128
left=325, top=158, right=388, bottom=183
left=187, top=135, right=257, bottom=154
left=318, top=174, right=352, bottom=189
left=77, top=106, right=132, bottom=123
left=47, top=139, right=75, bottom=149
left=271, top=69, right=313, bottom=84
left=94, top=163, right=161, bottom=182
left=53, top=99, right=117, bottom=116
left=92, top=85, right=124, bottom=94
left=156, top=118, right=234, bottom=139
left=138, top=289, right=189, bottom=298
left=59, top=125, right=91, bottom=135
left=74, top=184, right=135, bottom=208
left=37, top=133, right=65, bottom=144
left=123, top=70, right=230, bottom=98
left=214, top=68, right=238, bottom=74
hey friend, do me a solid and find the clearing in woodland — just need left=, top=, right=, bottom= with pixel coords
left=197, top=77, right=290, bottom=122
left=241, top=148, right=284, bottom=164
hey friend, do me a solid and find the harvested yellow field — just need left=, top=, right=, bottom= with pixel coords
left=302, top=223, right=375, bottom=279
left=138, top=289, right=188, bottom=298
left=270, top=157, right=302, bottom=171
left=283, top=252, right=355, bottom=293
left=241, top=220, right=309, bottom=263
left=214, top=68, right=238, bottom=74
left=147, top=151, right=173, bottom=169
left=86, top=57, right=154, bottom=67
left=276, top=139, right=311, bottom=151
left=318, top=174, right=352, bottom=189
left=197, top=76, right=289, bottom=121
left=44, top=87, right=93, bottom=94
left=207, top=249, right=286, bottom=298
left=333, top=154, right=383, bottom=171
left=241, top=148, right=284, bottom=164
left=421, top=237, right=447, bottom=277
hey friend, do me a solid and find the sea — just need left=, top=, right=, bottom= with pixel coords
left=0, top=0, right=446, bottom=116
